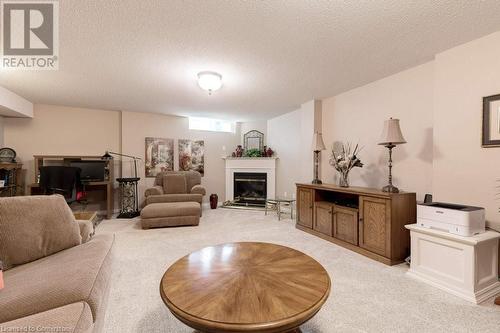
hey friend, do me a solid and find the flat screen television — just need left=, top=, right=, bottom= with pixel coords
left=70, top=160, right=106, bottom=182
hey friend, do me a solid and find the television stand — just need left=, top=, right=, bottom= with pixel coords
left=28, top=155, right=114, bottom=219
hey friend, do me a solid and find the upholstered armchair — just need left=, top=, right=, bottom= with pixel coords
left=144, top=171, right=206, bottom=207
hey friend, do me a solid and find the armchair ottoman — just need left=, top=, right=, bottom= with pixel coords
left=140, top=202, right=201, bottom=229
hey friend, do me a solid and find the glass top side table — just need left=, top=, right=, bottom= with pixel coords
left=265, top=198, right=296, bottom=221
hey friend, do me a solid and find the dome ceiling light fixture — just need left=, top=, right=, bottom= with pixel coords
left=197, top=71, right=223, bottom=95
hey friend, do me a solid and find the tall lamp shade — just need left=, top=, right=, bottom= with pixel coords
left=378, top=118, right=406, bottom=145
left=312, top=132, right=326, bottom=184
left=313, top=132, right=326, bottom=151
left=378, top=118, right=406, bottom=193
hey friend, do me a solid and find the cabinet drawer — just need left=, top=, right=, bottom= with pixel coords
left=333, top=206, right=358, bottom=245
left=314, top=201, right=334, bottom=236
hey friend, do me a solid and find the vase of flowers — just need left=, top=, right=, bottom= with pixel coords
left=329, top=142, right=363, bottom=187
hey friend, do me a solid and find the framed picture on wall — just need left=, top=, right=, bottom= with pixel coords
left=145, top=137, right=174, bottom=177
left=178, top=139, right=205, bottom=176
left=482, top=94, right=500, bottom=147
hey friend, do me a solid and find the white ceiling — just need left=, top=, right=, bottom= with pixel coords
left=2, top=0, right=500, bottom=121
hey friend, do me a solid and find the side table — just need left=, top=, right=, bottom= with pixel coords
left=265, top=198, right=296, bottom=221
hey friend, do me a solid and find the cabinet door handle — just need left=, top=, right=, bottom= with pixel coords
left=359, top=217, right=364, bottom=223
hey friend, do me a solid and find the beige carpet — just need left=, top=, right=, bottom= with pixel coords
left=97, top=209, right=500, bottom=333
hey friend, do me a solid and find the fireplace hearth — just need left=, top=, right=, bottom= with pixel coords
left=232, top=172, right=267, bottom=207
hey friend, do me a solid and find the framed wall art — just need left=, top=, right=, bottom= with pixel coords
left=482, top=94, right=500, bottom=147
left=178, top=139, right=205, bottom=176
left=145, top=137, right=174, bottom=177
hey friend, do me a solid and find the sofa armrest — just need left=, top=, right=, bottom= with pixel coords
left=190, top=184, right=206, bottom=196
left=77, top=220, right=94, bottom=243
left=145, top=185, right=164, bottom=197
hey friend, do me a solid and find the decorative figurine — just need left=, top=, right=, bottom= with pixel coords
left=235, top=145, right=244, bottom=157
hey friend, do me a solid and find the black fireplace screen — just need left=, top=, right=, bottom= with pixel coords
left=233, top=172, right=267, bottom=206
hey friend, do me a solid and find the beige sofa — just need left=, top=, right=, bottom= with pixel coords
left=144, top=171, right=206, bottom=207
left=0, top=195, right=114, bottom=333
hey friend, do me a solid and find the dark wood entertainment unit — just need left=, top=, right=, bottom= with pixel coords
left=296, top=183, right=416, bottom=265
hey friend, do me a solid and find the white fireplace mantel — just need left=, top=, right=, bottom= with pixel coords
left=223, top=157, right=277, bottom=202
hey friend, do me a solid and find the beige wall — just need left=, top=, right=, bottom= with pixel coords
left=267, top=108, right=302, bottom=197
left=321, top=62, right=434, bottom=201
left=121, top=111, right=241, bottom=204
left=3, top=105, right=241, bottom=210
left=267, top=100, right=319, bottom=198
left=433, top=32, right=500, bottom=231
left=4, top=104, right=121, bottom=186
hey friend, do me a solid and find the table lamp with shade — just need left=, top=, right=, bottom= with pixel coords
left=378, top=118, right=406, bottom=193
left=312, top=132, right=326, bottom=184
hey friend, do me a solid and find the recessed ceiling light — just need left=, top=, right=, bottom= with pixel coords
left=197, top=71, right=223, bottom=95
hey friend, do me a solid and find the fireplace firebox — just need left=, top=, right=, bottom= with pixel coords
left=233, top=172, right=267, bottom=207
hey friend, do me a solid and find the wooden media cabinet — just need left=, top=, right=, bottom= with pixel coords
left=296, top=183, right=416, bottom=265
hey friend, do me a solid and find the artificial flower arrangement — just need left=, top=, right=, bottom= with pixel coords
left=329, top=142, right=363, bottom=187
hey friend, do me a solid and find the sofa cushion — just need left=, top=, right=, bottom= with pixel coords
left=145, top=193, right=203, bottom=205
left=184, top=170, right=201, bottom=192
left=0, top=302, right=93, bottom=333
left=141, top=202, right=200, bottom=219
left=0, top=234, right=114, bottom=324
left=154, top=171, right=201, bottom=190
left=163, top=174, right=187, bottom=194
left=0, top=195, right=82, bottom=270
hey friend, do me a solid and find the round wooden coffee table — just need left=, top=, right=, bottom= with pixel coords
left=160, top=242, right=331, bottom=333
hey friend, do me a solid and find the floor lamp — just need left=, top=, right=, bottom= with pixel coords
left=312, top=132, right=326, bottom=184
left=378, top=118, right=406, bottom=193
left=102, top=151, right=141, bottom=218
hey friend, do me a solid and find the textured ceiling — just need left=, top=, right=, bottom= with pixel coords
left=2, top=0, right=500, bottom=121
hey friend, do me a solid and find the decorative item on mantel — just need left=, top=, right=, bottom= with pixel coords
left=244, top=148, right=262, bottom=157
left=378, top=118, right=406, bottom=193
left=312, top=132, right=326, bottom=184
left=230, top=145, right=274, bottom=158
left=329, top=142, right=363, bottom=187
left=234, top=145, right=244, bottom=157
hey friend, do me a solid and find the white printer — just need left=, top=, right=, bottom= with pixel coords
left=417, top=202, right=485, bottom=236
